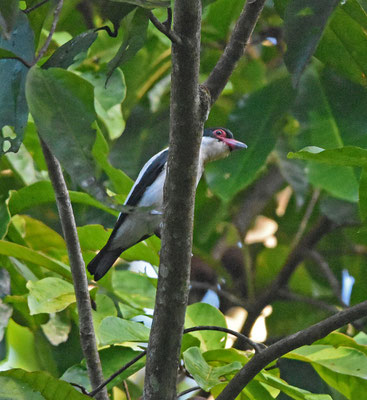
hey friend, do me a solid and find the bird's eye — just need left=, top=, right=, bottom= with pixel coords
left=214, top=129, right=226, bottom=138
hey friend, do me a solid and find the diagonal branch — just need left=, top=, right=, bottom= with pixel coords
left=204, top=0, right=267, bottom=105
left=241, top=216, right=336, bottom=337
left=217, top=300, right=367, bottom=399
left=34, top=0, right=63, bottom=63
left=40, top=140, right=108, bottom=400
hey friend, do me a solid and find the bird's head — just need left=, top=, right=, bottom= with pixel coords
left=202, top=127, right=247, bottom=162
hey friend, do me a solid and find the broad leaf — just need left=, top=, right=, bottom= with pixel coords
left=107, top=8, right=149, bottom=82
left=0, top=0, right=19, bottom=39
left=0, top=13, right=34, bottom=155
left=110, top=0, right=170, bottom=8
left=98, top=316, right=150, bottom=345
left=184, top=347, right=242, bottom=391
left=184, top=303, right=227, bottom=351
left=257, top=371, right=332, bottom=400
left=27, top=277, right=75, bottom=314
left=25, top=67, right=108, bottom=203
left=8, top=182, right=118, bottom=217
left=62, top=346, right=145, bottom=391
left=205, top=78, right=296, bottom=202
left=0, top=195, right=10, bottom=239
left=288, top=146, right=367, bottom=168
left=0, top=240, right=71, bottom=279
left=42, top=30, right=98, bottom=70
left=315, top=0, right=367, bottom=86
left=112, top=270, right=157, bottom=309
left=0, top=368, right=90, bottom=399
left=92, top=125, right=132, bottom=192
left=283, top=0, right=339, bottom=85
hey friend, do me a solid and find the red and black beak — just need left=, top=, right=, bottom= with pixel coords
left=221, top=137, right=247, bottom=151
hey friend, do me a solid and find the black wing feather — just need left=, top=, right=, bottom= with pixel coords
left=107, top=149, right=168, bottom=243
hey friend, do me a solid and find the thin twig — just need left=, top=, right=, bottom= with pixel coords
left=34, top=0, right=64, bottom=63
left=184, top=326, right=265, bottom=353
left=308, top=250, right=345, bottom=305
left=89, top=325, right=264, bottom=397
left=278, top=289, right=340, bottom=314
left=149, top=10, right=182, bottom=44
left=163, top=7, right=173, bottom=28
left=3, top=56, right=32, bottom=68
left=70, top=382, right=89, bottom=395
left=290, top=189, right=320, bottom=249
left=88, top=351, right=146, bottom=397
left=23, top=0, right=49, bottom=14
left=241, top=216, right=336, bottom=337
left=177, top=385, right=201, bottom=397
left=190, top=281, right=248, bottom=308
left=123, top=380, right=131, bottom=400
left=40, top=140, right=108, bottom=400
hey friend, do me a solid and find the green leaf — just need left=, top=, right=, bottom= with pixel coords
left=315, top=332, right=367, bottom=357
left=107, top=8, right=149, bottom=82
left=288, top=345, right=367, bottom=379
left=0, top=13, right=34, bottom=155
left=0, top=240, right=71, bottom=279
left=42, top=30, right=98, bottom=69
left=25, top=66, right=108, bottom=204
left=92, top=125, right=132, bottom=194
left=78, top=224, right=159, bottom=267
left=41, top=312, right=71, bottom=346
left=286, top=344, right=367, bottom=399
left=27, top=277, right=75, bottom=315
left=8, top=182, right=118, bottom=217
left=98, top=316, right=150, bottom=345
left=0, top=0, right=19, bottom=39
left=205, top=78, right=296, bottom=202
left=62, top=346, right=145, bottom=392
left=98, top=346, right=145, bottom=389
left=92, top=293, right=117, bottom=343
left=288, top=146, right=367, bottom=167
left=315, top=0, right=367, bottom=86
left=183, top=346, right=242, bottom=391
left=257, top=371, right=332, bottom=400
left=0, top=195, right=10, bottom=239
left=110, top=0, right=170, bottom=8
left=0, top=368, right=90, bottom=399
left=359, top=167, right=367, bottom=221
left=0, top=47, right=17, bottom=59
left=185, top=303, right=227, bottom=351
left=112, top=270, right=157, bottom=309
left=283, top=0, right=339, bottom=85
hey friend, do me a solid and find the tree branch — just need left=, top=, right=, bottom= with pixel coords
left=40, top=140, right=108, bottom=400
left=143, top=1, right=203, bottom=398
left=204, top=0, right=267, bottom=105
left=217, top=300, right=367, bottom=400
left=23, top=0, right=50, bottom=14
left=149, top=10, right=182, bottom=44
left=34, top=0, right=64, bottom=64
left=185, top=326, right=265, bottom=353
left=242, top=216, right=336, bottom=336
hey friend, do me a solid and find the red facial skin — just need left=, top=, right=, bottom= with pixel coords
left=213, top=129, right=247, bottom=151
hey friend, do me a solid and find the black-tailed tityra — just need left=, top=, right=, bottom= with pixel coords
left=87, top=127, right=247, bottom=280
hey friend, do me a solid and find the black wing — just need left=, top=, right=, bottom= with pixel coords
left=107, top=149, right=168, bottom=241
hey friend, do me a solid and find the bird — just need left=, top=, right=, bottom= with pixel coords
left=87, top=127, right=247, bottom=280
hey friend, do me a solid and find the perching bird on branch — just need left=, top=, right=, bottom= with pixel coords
left=87, top=127, right=247, bottom=280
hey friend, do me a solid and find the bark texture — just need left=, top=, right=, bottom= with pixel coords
left=143, top=1, right=203, bottom=399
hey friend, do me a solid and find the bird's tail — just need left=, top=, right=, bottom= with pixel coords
left=87, top=245, right=122, bottom=281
